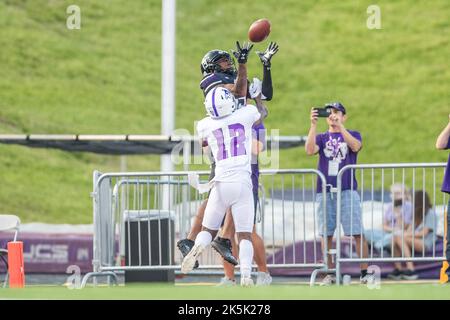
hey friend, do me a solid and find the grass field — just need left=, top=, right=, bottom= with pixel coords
left=0, top=0, right=449, bottom=223
left=0, top=283, right=449, bottom=300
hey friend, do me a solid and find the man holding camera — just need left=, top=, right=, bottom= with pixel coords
left=305, top=102, right=370, bottom=285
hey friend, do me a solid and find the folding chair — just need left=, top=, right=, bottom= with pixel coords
left=0, top=215, right=21, bottom=288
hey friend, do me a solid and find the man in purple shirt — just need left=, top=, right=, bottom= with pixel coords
left=305, top=102, right=370, bottom=285
left=436, top=113, right=450, bottom=281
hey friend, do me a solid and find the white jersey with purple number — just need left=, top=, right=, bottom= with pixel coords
left=197, top=105, right=260, bottom=182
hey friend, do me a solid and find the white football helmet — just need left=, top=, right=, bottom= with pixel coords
left=204, top=87, right=236, bottom=119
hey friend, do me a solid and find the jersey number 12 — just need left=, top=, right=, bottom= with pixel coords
left=212, top=123, right=247, bottom=161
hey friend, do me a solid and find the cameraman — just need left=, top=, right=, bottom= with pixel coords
left=436, top=113, right=450, bottom=282
left=305, top=102, right=370, bottom=285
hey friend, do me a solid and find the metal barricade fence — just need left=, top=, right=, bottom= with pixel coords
left=335, top=163, right=448, bottom=285
left=81, top=169, right=329, bottom=287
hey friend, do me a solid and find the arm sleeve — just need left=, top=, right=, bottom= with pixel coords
left=261, top=66, right=273, bottom=101
left=350, top=130, right=362, bottom=143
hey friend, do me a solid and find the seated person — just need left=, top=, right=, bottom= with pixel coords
left=364, top=183, right=413, bottom=251
left=388, top=190, right=437, bottom=280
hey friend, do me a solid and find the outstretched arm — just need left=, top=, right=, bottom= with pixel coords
left=261, top=67, right=272, bottom=100
left=228, top=41, right=253, bottom=98
left=257, top=42, right=279, bottom=101
left=233, top=63, right=248, bottom=98
left=305, top=108, right=320, bottom=155
left=436, top=114, right=450, bottom=149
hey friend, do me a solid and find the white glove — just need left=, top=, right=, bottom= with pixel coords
left=187, top=172, right=214, bottom=194
left=249, top=77, right=262, bottom=99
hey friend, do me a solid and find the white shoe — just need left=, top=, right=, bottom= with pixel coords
left=320, top=274, right=336, bottom=286
left=240, top=276, right=254, bottom=287
left=256, top=272, right=272, bottom=286
left=360, top=273, right=376, bottom=285
left=216, top=277, right=236, bottom=287
left=181, top=243, right=205, bottom=274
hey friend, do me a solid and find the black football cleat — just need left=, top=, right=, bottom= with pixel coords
left=211, top=237, right=238, bottom=266
left=177, top=239, right=199, bottom=269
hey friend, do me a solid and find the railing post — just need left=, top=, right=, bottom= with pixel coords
left=333, top=183, right=341, bottom=285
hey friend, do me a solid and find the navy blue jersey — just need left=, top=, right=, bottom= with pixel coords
left=199, top=72, right=235, bottom=96
left=200, top=71, right=269, bottom=103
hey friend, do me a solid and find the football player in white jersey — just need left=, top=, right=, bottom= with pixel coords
left=177, top=42, right=278, bottom=277
left=181, top=87, right=260, bottom=286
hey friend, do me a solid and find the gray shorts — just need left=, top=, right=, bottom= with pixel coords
left=316, top=190, right=363, bottom=237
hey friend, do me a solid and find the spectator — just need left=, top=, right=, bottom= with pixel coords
left=388, top=190, right=437, bottom=280
left=305, top=102, right=370, bottom=285
left=364, top=183, right=413, bottom=252
left=384, top=183, right=413, bottom=232
left=436, top=113, right=450, bottom=282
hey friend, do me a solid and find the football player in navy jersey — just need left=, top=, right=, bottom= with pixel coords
left=177, top=42, right=279, bottom=281
left=199, top=41, right=278, bottom=101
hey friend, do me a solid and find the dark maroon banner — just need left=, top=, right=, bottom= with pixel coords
left=0, top=233, right=93, bottom=273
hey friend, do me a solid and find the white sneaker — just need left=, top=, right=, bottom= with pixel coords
left=360, top=273, right=375, bottom=285
left=256, top=272, right=272, bottom=286
left=181, top=243, right=205, bottom=274
left=240, top=276, right=254, bottom=287
left=216, top=277, right=236, bottom=287
left=320, top=274, right=336, bottom=286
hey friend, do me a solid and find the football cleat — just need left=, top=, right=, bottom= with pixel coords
left=181, top=243, right=205, bottom=274
left=177, top=239, right=199, bottom=269
left=211, top=237, right=238, bottom=266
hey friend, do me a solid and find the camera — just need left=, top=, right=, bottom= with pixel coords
left=313, top=107, right=331, bottom=118
left=393, top=199, right=403, bottom=207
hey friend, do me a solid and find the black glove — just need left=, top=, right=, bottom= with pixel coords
left=232, top=41, right=253, bottom=64
left=256, top=41, right=279, bottom=68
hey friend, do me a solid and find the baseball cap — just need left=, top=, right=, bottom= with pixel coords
left=325, top=102, right=346, bottom=114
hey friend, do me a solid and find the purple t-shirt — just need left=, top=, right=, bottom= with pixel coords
left=251, top=122, right=266, bottom=193
left=442, top=138, right=450, bottom=194
left=316, top=130, right=362, bottom=193
left=384, top=201, right=413, bottom=227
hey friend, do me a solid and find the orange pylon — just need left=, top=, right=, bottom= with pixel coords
left=440, top=209, right=448, bottom=284
left=7, top=241, right=25, bottom=288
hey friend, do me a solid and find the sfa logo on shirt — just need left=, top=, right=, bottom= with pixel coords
left=323, top=136, right=348, bottom=162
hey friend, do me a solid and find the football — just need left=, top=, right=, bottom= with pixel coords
left=248, top=18, right=271, bottom=43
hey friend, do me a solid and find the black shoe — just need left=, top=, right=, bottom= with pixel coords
left=387, top=268, right=402, bottom=280
left=177, top=239, right=199, bottom=269
left=401, top=269, right=419, bottom=280
left=211, top=237, right=238, bottom=266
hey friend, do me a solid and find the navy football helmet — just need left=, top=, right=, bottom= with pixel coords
left=200, top=50, right=236, bottom=76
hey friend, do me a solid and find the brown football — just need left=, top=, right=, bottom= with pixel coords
left=248, top=18, right=271, bottom=43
